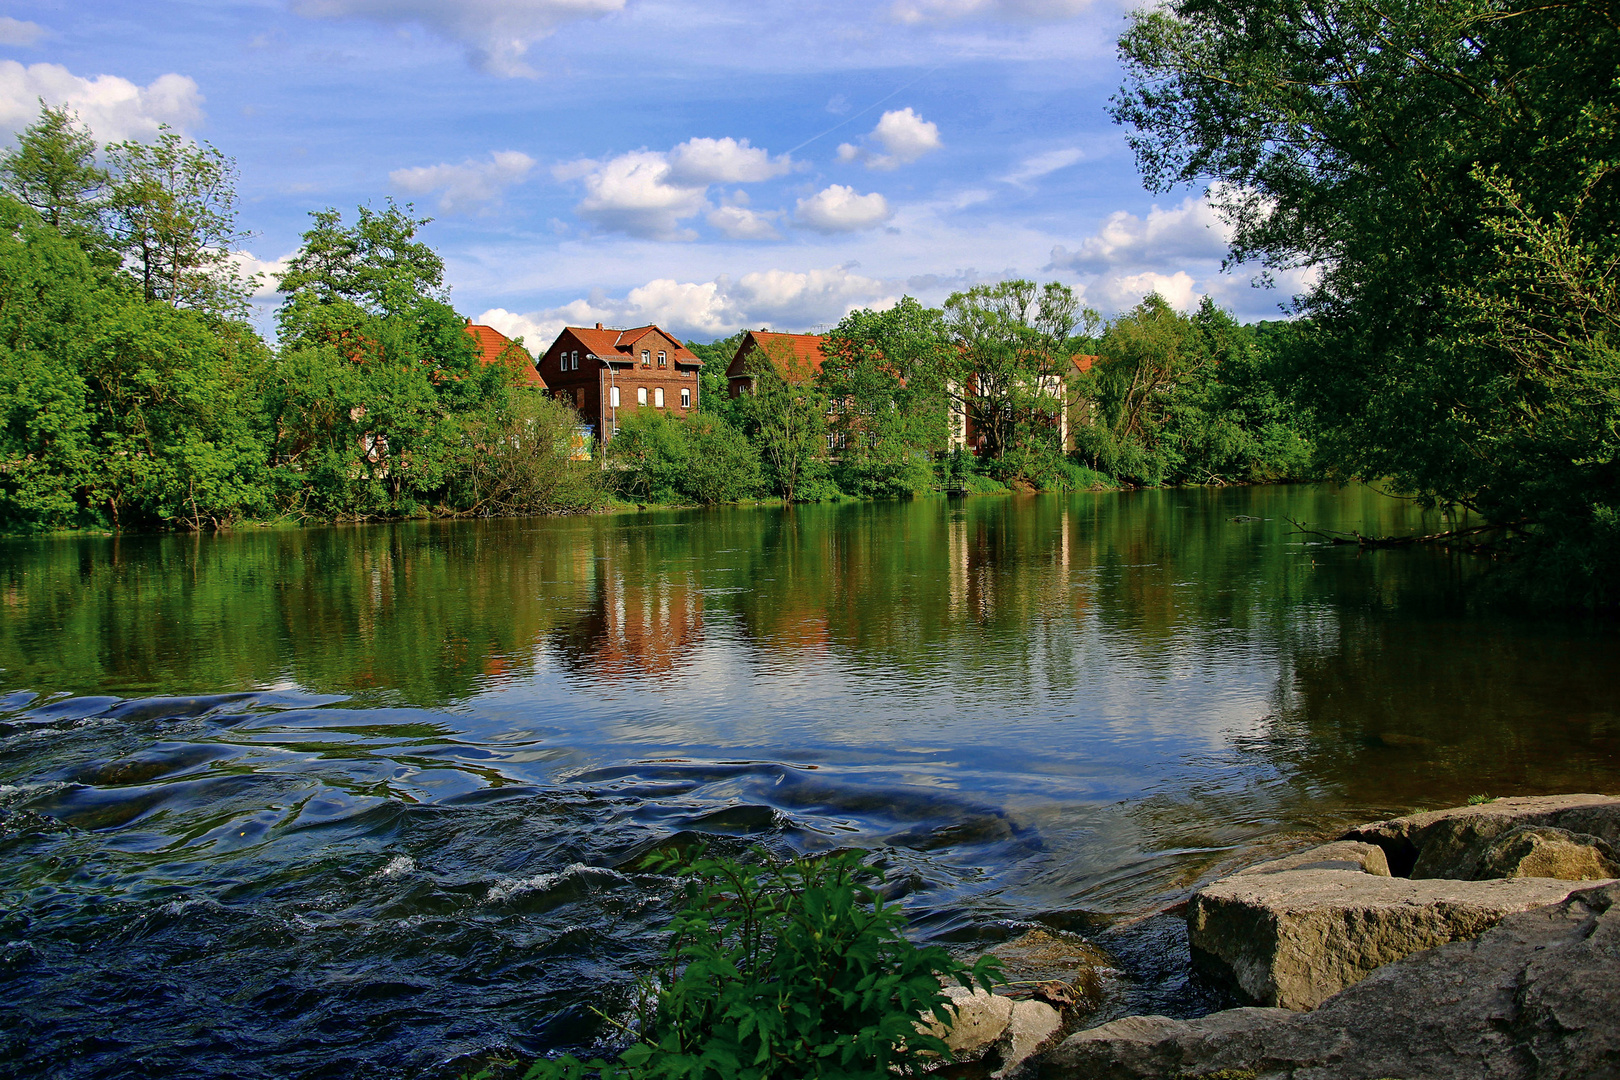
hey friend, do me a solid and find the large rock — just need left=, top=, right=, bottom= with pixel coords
left=1342, top=793, right=1620, bottom=878
left=1476, top=825, right=1620, bottom=881
left=1042, top=882, right=1620, bottom=1080
left=1188, top=864, right=1599, bottom=1009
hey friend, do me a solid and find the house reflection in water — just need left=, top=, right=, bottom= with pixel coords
left=549, top=546, right=704, bottom=682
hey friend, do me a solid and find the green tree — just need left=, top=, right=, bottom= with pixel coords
left=737, top=339, right=828, bottom=502
left=106, top=127, right=254, bottom=314
left=0, top=198, right=99, bottom=529
left=822, top=298, right=953, bottom=498
left=608, top=408, right=762, bottom=505
left=687, top=331, right=745, bottom=423
left=269, top=203, right=496, bottom=519
left=943, top=280, right=1097, bottom=463
left=1113, top=0, right=1620, bottom=596
left=451, top=390, right=601, bottom=516
left=0, top=103, right=108, bottom=248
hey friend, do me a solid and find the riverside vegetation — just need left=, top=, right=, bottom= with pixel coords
left=0, top=104, right=1308, bottom=537
left=0, top=0, right=1615, bottom=589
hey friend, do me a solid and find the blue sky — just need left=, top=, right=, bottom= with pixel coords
left=0, top=0, right=1306, bottom=346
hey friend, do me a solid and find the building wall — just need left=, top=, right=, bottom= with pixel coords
left=538, top=328, right=700, bottom=442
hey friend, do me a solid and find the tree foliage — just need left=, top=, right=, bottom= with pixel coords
left=1114, top=0, right=1620, bottom=599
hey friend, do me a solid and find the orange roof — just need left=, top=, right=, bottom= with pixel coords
left=1071, top=353, right=1098, bottom=374
left=727, top=330, right=827, bottom=380
left=561, top=324, right=703, bottom=367
left=465, top=321, right=545, bottom=388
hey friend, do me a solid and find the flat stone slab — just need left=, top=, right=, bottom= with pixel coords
left=1041, top=882, right=1620, bottom=1080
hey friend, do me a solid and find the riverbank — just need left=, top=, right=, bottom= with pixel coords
left=1032, top=794, right=1620, bottom=1080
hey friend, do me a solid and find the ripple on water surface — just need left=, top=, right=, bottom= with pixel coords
left=2, top=487, right=1618, bottom=1079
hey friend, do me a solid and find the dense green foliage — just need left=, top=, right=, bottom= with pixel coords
left=0, top=99, right=1316, bottom=533
left=0, top=104, right=596, bottom=532
left=1114, top=0, right=1620, bottom=601
left=478, top=848, right=997, bottom=1080
left=1075, top=295, right=1309, bottom=485
left=634, top=285, right=1310, bottom=505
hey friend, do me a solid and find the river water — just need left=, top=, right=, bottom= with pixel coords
left=2, top=484, right=1617, bottom=1079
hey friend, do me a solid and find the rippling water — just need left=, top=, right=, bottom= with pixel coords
left=2, top=485, right=1617, bottom=1079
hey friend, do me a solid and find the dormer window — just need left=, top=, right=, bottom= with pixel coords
left=657, top=350, right=667, bottom=367
left=641, top=349, right=650, bottom=366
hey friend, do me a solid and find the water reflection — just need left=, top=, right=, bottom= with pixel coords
left=1, top=486, right=1617, bottom=1079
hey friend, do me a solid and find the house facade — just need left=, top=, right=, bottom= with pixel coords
left=538, top=323, right=702, bottom=444
left=948, top=353, right=1097, bottom=453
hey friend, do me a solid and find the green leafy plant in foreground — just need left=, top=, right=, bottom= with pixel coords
left=475, top=848, right=999, bottom=1080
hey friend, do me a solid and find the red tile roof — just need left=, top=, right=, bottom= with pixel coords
left=465, top=321, right=545, bottom=388
left=727, top=331, right=827, bottom=381
left=562, top=324, right=702, bottom=366
left=1071, top=353, right=1098, bottom=374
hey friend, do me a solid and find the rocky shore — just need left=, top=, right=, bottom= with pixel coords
left=938, top=794, right=1620, bottom=1080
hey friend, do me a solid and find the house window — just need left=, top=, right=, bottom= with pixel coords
left=571, top=350, right=578, bottom=370
left=654, top=387, right=664, bottom=407
left=641, top=349, right=650, bottom=366
left=637, top=386, right=647, bottom=406
left=657, top=350, right=667, bottom=367
left=680, top=387, right=690, bottom=408
left=610, top=385, right=620, bottom=408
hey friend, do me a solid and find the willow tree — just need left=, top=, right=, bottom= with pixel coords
left=1114, top=0, right=1620, bottom=598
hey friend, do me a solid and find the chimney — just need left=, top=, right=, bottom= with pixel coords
left=595, top=322, right=604, bottom=330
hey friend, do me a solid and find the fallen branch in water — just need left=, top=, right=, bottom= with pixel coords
left=1284, top=518, right=1511, bottom=549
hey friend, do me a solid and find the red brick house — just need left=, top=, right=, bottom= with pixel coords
left=726, top=331, right=827, bottom=397
left=464, top=320, right=546, bottom=388
left=538, top=323, right=701, bottom=444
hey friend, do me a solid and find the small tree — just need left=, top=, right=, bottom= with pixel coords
left=822, top=298, right=953, bottom=498
left=0, top=102, right=108, bottom=248
left=943, top=280, right=1098, bottom=462
left=738, top=338, right=827, bottom=501
left=106, top=127, right=254, bottom=314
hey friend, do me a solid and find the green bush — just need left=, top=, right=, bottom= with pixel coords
left=484, top=848, right=997, bottom=1080
left=609, top=410, right=763, bottom=505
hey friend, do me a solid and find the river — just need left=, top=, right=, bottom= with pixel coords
left=2, top=484, right=1617, bottom=1079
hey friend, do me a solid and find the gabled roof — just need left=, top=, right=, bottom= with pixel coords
left=465, top=321, right=545, bottom=388
left=560, top=323, right=703, bottom=367
left=727, top=330, right=827, bottom=380
left=1070, top=353, right=1098, bottom=374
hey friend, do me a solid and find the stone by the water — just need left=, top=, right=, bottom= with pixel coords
left=1039, top=881, right=1620, bottom=1080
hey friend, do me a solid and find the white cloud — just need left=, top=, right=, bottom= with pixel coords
left=0, top=17, right=47, bottom=46
left=390, top=150, right=535, bottom=215
left=558, top=138, right=796, bottom=241
left=1000, top=147, right=1082, bottom=187
left=231, top=249, right=298, bottom=300
left=0, top=61, right=202, bottom=142
left=838, top=107, right=942, bottom=170
left=794, top=184, right=892, bottom=233
left=707, top=204, right=781, bottom=241
left=289, top=0, right=625, bottom=78
left=558, top=149, right=708, bottom=241
left=1087, top=270, right=1199, bottom=315
left=1047, top=193, right=1232, bottom=275
left=892, top=0, right=1093, bottom=23
left=666, top=137, right=791, bottom=185
left=478, top=265, right=895, bottom=344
